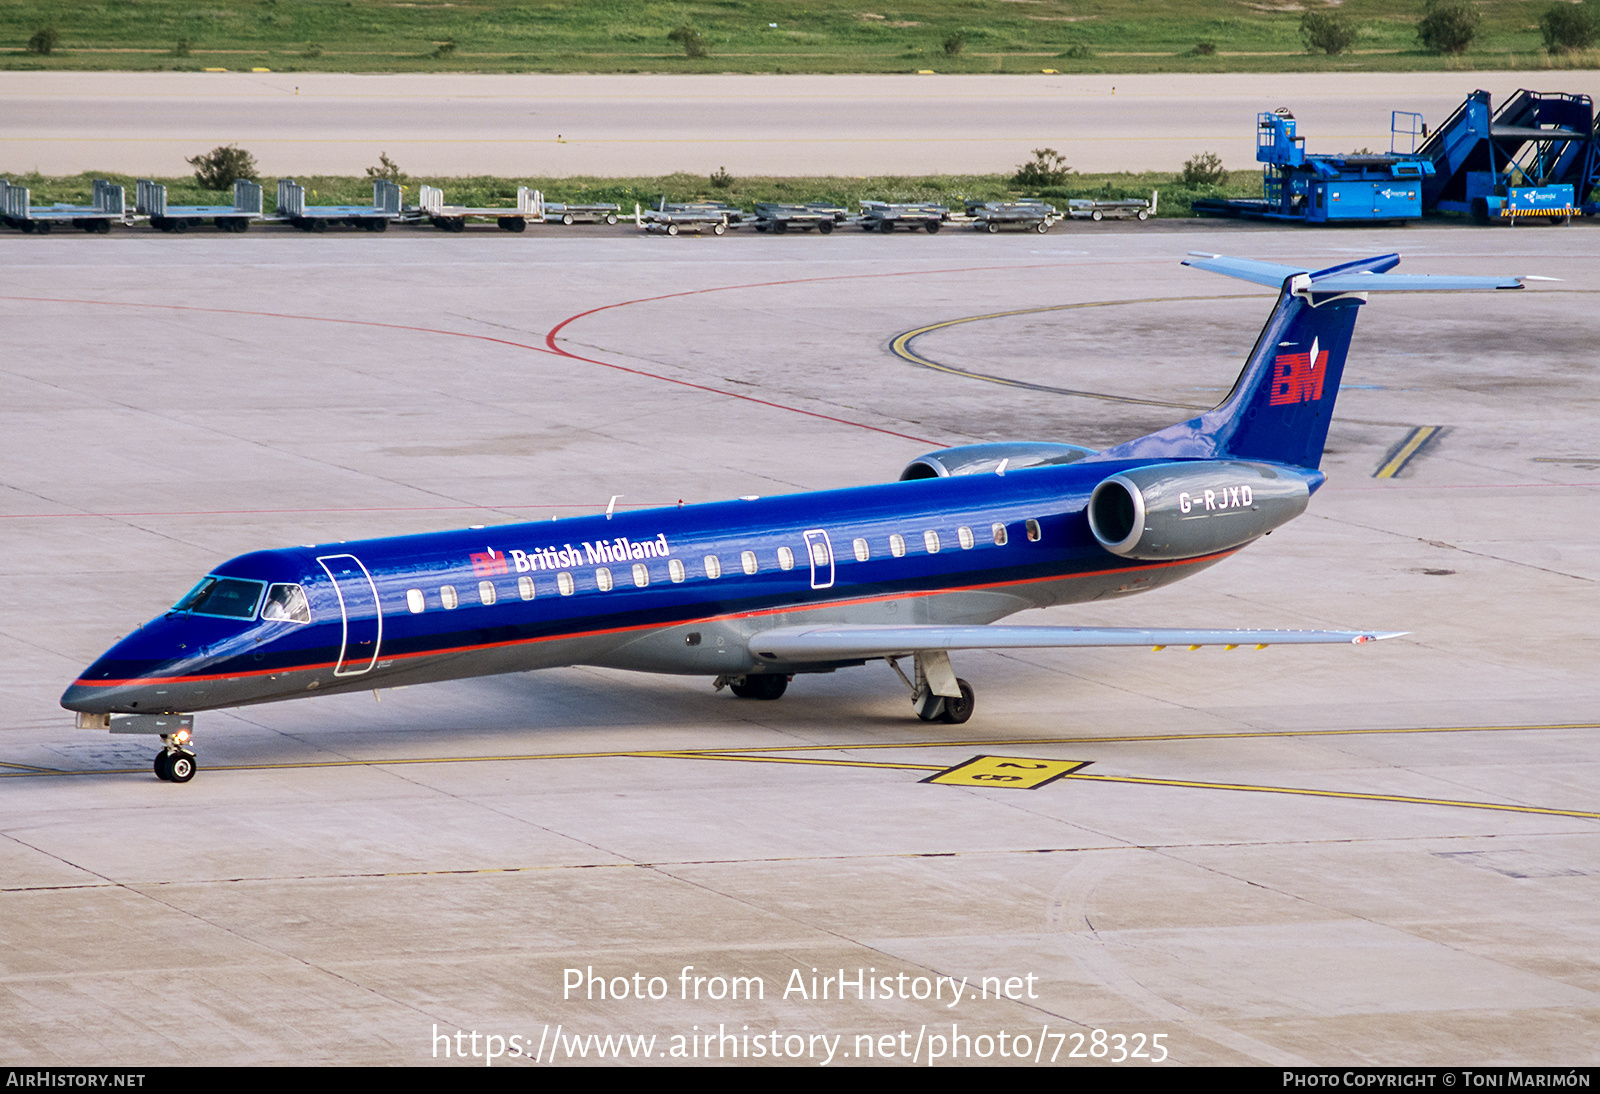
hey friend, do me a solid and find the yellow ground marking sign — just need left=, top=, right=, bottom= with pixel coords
left=923, top=755, right=1090, bottom=790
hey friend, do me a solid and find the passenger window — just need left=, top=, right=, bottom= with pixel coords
left=852, top=538, right=870, bottom=562
left=741, top=551, right=758, bottom=575
left=518, top=576, right=535, bottom=601
left=778, top=546, right=795, bottom=571
left=810, top=542, right=829, bottom=567
left=992, top=523, right=1008, bottom=546
left=704, top=555, right=722, bottom=579
left=958, top=526, right=975, bottom=550
left=924, top=530, right=941, bottom=554
left=632, top=563, right=649, bottom=588
left=441, top=585, right=459, bottom=610
left=1027, top=519, right=1042, bottom=542
left=890, top=534, right=906, bottom=558
left=669, top=558, right=686, bottom=583
left=262, top=583, right=312, bottom=624
left=479, top=580, right=497, bottom=606
left=406, top=589, right=425, bottom=614
left=596, top=567, right=614, bottom=592
left=557, top=572, right=575, bottom=596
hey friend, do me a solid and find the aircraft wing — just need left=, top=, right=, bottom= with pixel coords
left=748, top=624, right=1403, bottom=661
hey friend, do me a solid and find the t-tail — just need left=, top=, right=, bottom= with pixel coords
left=1089, top=253, right=1532, bottom=470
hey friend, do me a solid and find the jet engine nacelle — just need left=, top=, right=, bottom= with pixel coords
left=1087, top=460, right=1316, bottom=560
left=900, top=441, right=1096, bottom=481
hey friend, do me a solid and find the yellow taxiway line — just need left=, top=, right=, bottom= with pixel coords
left=10, top=722, right=1597, bottom=821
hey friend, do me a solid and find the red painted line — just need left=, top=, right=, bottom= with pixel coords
left=0, top=294, right=568, bottom=358
left=540, top=260, right=1096, bottom=447
left=2, top=502, right=681, bottom=520
left=72, top=548, right=1237, bottom=688
left=6, top=258, right=1084, bottom=456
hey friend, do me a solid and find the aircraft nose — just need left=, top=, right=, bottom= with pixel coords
left=60, top=680, right=140, bottom=715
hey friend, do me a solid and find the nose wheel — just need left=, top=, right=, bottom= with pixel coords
left=154, top=731, right=197, bottom=783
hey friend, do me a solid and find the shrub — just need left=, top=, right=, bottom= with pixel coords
left=1013, top=148, right=1071, bottom=187
left=1416, top=0, right=1480, bottom=54
left=365, top=152, right=407, bottom=182
left=1540, top=4, right=1597, bottom=52
left=431, top=38, right=456, bottom=59
left=303, top=43, right=322, bottom=58
left=668, top=25, right=709, bottom=58
left=1181, top=151, right=1228, bottom=187
left=26, top=27, right=60, bottom=55
left=1058, top=43, right=1094, bottom=58
left=187, top=145, right=258, bottom=190
left=942, top=32, right=966, bottom=56
left=173, top=37, right=192, bottom=57
left=1192, top=41, right=1217, bottom=56
left=1300, top=10, right=1356, bottom=55
left=710, top=166, right=733, bottom=189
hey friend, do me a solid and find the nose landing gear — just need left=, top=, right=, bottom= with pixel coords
left=154, top=729, right=197, bottom=783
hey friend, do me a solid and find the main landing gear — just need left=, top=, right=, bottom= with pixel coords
left=889, top=652, right=975, bottom=725
left=154, top=728, right=197, bottom=783
left=716, top=673, right=790, bottom=700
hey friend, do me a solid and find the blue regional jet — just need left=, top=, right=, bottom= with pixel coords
left=64, top=253, right=1529, bottom=783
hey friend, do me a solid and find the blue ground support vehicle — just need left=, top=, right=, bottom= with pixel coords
left=1193, top=110, right=1433, bottom=225
left=1404, top=89, right=1598, bottom=225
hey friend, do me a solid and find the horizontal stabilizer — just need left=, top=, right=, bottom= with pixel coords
left=1181, top=253, right=1312, bottom=287
left=749, top=624, right=1404, bottom=662
left=1184, top=252, right=1528, bottom=292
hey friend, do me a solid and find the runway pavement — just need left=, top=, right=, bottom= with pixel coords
left=1, top=220, right=1597, bottom=1065
left=5, top=70, right=1599, bottom=177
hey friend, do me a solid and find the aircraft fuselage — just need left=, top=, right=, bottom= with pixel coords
left=61, top=455, right=1245, bottom=716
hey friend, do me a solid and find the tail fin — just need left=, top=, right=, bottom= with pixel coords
left=1090, top=253, right=1528, bottom=469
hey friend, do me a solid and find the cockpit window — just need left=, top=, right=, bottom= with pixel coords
left=261, top=583, right=312, bottom=624
left=173, top=576, right=264, bottom=620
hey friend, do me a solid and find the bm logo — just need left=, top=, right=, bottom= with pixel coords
left=470, top=548, right=510, bottom=577
left=1269, top=336, right=1328, bottom=406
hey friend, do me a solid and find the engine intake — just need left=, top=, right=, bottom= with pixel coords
left=1088, top=461, right=1317, bottom=560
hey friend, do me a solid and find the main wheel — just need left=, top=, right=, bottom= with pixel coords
left=730, top=674, right=788, bottom=700
left=153, top=752, right=173, bottom=781
left=936, top=680, right=975, bottom=725
left=167, top=752, right=196, bottom=783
